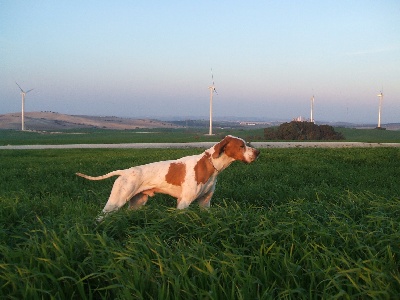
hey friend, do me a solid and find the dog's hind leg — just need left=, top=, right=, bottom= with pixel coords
left=97, top=174, right=139, bottom=221
left=128, top=193, right=149, bottom=210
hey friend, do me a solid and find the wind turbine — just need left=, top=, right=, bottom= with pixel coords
left=377, top=90, right=383, bottom=128
left=310, top=95, right=315, bottom=123
left=208, top=69, right=217, bottom=135
left=16, top=82, right=34, bottom=131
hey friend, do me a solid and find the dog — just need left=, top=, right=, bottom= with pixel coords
left=76, top=135, right=260, bottom=221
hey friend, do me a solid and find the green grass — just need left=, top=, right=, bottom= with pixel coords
left=1, top=126, right=400, bottom=145
left=1, top=148, right=400, bottom=299
left=0, top=128, right=266, bottom=145
left=336, top=127, right=400, bottom=143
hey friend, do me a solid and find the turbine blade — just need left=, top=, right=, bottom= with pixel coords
left=210, top=68, right=217, bottom=93
left=26, top=88, right=34, bottom=93
left=15, top=82, right=24, bottom=93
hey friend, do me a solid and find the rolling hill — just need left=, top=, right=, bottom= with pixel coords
left=0, top=112, right=182, bottom=130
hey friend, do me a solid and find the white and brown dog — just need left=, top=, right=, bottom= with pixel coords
left=77, top=135, right=260, bottom=221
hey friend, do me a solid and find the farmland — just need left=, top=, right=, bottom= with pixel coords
left=1, top=125, right=400, bottom=146
left=1, top=145, right=399, bottom=299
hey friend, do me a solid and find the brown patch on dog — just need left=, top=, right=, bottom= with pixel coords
left=194, top=152, right=216, bottom=184
left=165, top=162, right=186, bottom=186
left=212, top=135, right=248, bottom=161
left=212, top=136, right=233, bottom=159
left=222, top=138, right=247, bottom=161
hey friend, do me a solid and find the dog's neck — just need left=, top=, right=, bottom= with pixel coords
left=207, top=155, right=220, bottom=172
left=206, top=150, right=235, bottom=173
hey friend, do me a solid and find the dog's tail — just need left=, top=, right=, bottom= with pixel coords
left=76, top=170, right=123, bottom=181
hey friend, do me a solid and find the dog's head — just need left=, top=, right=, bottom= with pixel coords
left=212, top=135, right=260, bottom=163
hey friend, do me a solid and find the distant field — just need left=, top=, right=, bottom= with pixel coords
left=0, top=127, right=399, bottom=145
left=1, top=147, right=399, bottom=298
left=336, top=127, right=400, bottom=143
left=0, top=128, right=264, bottom=145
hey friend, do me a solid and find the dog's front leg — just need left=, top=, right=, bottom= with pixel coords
left=197, top=190, right=214, bottom=209
left=176, top=196, right=198, bottom=209
left=176, top=198, right=190, bottom=209
left=196, top=182, right=216, bottom=209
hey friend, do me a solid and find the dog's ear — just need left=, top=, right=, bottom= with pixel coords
left=212, top=136, right=232, bottom=159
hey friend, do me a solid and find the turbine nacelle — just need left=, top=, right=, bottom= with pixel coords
left=209, top=86, right=217, bottom=93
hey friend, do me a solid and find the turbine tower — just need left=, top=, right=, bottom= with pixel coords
left=377, top=91, right=383, bottom=128
left=16, top=82, right=34, bottom=131
left=310, top=95, right=315, bottom=123
left=208, top=69, right=217, bottom=135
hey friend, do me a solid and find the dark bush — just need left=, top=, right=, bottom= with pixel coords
left=264, top=121, right=345, bottom=140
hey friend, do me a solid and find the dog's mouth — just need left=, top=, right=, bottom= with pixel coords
left=244, top=148, right=260, bottom=163
left=251, top=149, right=260, bottom=160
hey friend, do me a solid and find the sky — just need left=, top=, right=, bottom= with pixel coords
left=1, top=1, right=399, bottom=123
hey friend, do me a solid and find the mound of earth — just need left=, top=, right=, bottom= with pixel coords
left=264, top=121, right=345, bottom=140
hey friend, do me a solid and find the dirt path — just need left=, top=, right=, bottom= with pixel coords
left=1, top=142, right=400, bottom=150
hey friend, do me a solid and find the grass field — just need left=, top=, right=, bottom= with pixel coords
left=0, top=128, right=264, bottom=145
left=1, top=146, right=399, bottom=299
left=1, top=126, right=400, bottom=145
left=336, top=127, right=400, bottom=143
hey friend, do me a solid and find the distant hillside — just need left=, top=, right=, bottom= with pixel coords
left=1, top=111, right=398, bottom=131
left=0, top=112, right=182, bottom=130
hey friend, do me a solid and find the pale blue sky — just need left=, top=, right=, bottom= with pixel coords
left=1, top=1, right=399, bottom=123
